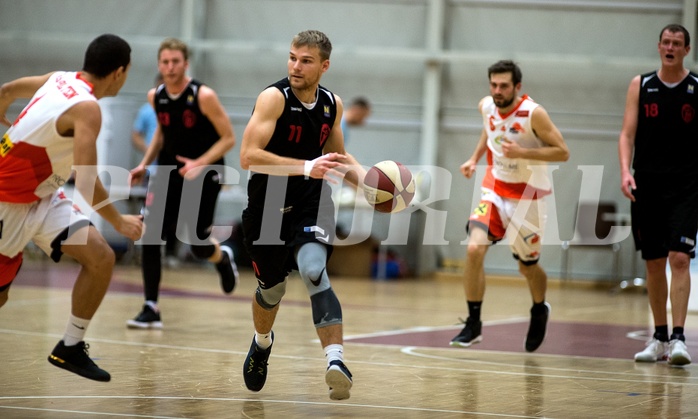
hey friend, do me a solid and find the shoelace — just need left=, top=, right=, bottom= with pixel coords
left=247, top=350, right=269, bottom=375
left=72, top=342, right=99, bottom=367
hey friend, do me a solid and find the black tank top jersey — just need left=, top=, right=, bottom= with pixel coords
left=634, top=70, right=698, bottom=175
left=247, top=78, right=337, bottom=209
left=154, top=79, right=223, bottom=167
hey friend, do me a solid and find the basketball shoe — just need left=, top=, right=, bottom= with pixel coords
left=634, top=338, right=669, bottom=362
left=450, top=318, right=483, bottom=347
left=668, top=339, right=691, bottom=366
left=48, top=340, right=111, bottom=382
left=126, top=304, right=163, bottom=329
left=525, top=302, right=551, bottom=352
left=243, top=333, right=273, bottom=392
left=326, top=360, right=353, bottom=400
left=217, top=245, right=239, bottom=294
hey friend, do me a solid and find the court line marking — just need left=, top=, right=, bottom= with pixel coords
left=0, top=328, right=250, bottom=356
left=343, top=317, right=530, bottom=340
left=2, top=327, right=694, bottom=386
left=0, top=405, right=183, bottom=419
left=2, top=295, right=72, bottom=307
left=0, top=396, right=544, bottom=418
left=399, top=346, right=698, bottom=386
left=343, top=322, right=671, bottom=366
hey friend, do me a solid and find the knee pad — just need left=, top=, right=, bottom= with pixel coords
left=300, top=266, right=330, bottom=295
left=296, top=242, right=330, bottom=295
left=190, top=243, right=215, bottom=260
left=255, top=281, right=287, bottom=309
left=310, top=288, right=342, bottom=328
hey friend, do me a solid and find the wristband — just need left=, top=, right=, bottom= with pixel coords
left=304, top=159, right=314, bottom=179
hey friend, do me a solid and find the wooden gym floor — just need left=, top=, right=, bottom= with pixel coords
left=1, top=257, right=698, bottom=418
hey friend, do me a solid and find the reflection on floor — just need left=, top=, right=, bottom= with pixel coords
left=347, top=321, right=698, bottom=360
left=3, top=259, right=697, bottom=418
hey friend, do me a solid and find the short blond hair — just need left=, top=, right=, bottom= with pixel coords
left=292, top=30, right=332, bottom=61
left=158, top=37, right=189, bottom=61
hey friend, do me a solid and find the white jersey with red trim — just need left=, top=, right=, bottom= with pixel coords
left=481, top=94, right=550, bottom=199
left=0, top=71, right=95, bottom=203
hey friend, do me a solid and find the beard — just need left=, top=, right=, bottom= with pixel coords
left=493, top=95, right=515, bottom=109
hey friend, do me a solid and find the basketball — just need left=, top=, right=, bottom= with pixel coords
left=363, top=160, right=415, bottom=213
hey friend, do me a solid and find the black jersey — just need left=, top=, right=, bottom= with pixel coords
left=634, top=71, right=698, bottom=176
left=246, top=78, right=337, bottom=210
left=154, top=79, right=223, bottom=167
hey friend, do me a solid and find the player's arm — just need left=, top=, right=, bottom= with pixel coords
left=240, top=87, right=345, bottom=179
left=323, top=96, right=365, bottom=187
left=176, top=85, right=236, bottom=179
left=0, top=72, right=54, bottom=126
left=618, top=75, right=640, bottom=201
left=503, top=105, right=569, bottom=162
left=461, top=98, right=490, bottom=179
left=67, top=101, right=143, bottom=241
left=461, top=129, right=488, bottom=179
left=131, top=89, right=164, bottom=184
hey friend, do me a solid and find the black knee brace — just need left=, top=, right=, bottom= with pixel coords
left=310, top=288, right=342, bottom=328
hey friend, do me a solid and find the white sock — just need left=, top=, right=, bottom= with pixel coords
left=324, top=344, right=344, bottom=366
left=255, top=331, right=273, bottom=350
left=63, top=315, right=90, bottom=346
left=145, top=300, right=159, bottom=312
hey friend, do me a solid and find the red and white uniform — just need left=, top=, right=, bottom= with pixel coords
left=481, top=94, right=550, bottom=199
left=0, top=72, right=95, bottom=203
left=0, top=72, right=93, bottom=285
left=469, top=95, right=548, bottom=263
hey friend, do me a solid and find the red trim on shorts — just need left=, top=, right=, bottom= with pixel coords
left=0, top=142, right=52, bottom=203
left=469, top=200, right=506, bottom=239
left=252, top=260, right=261, bottom=277
left=0, top=252, right=23, bottom=287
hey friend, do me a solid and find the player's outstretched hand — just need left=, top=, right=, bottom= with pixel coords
left=306, top=152, right=347, bottom=183
left=129, top=165, right=147, bottom=186
left=460, top=159, right=477, bottom=179
left=116, top=214, right=144, bottom=241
